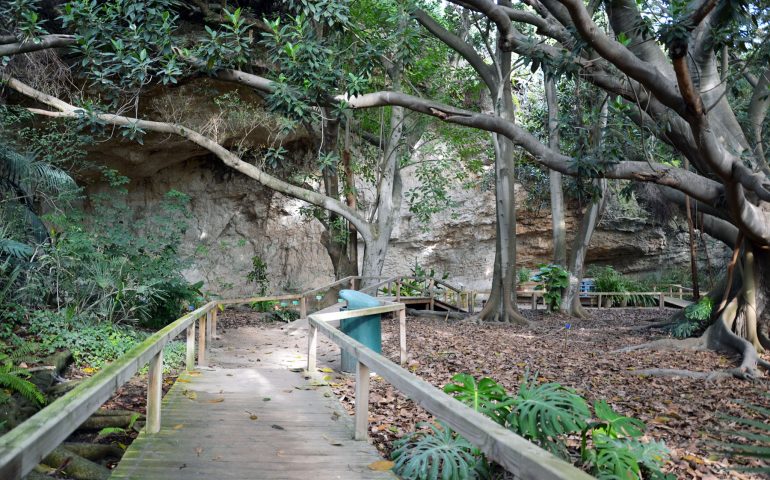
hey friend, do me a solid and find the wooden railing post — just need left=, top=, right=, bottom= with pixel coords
left=211, top=305, right=219, bottom=339
left=395, top=278, right=401, bottom=302
left=659, top=293, right=664, bottom=311
left=350, top=277, right=357, bottom=290
left=185, top=322, right=195, bottom=371
left=198, top=314, right=207, bottom=367
left=354, top=361, right=370, bottom=441
left=146, top=350, right=163, bottom=433
left=399, top=308, right=407, bottom=366
left=428, top=279, right=435, bottom=310
left=205, top=310, right=213, bottom=354
left=307, top=321, right=317, bottom=372
left=598, top=293, right=603, bottom=309
left=300, top=296, right=307, bottom=318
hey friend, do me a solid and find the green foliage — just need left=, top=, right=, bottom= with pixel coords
left=0, top=351, right=45, bottom=405
left=532, top=264, right=569, bottom=312
left=97, top=412, right=140, bottom=438
left=509, top=375, right=590, bottom=455
left=442, top=374, right=513, bottom=425
left=28, top=310, right=185, bottom=371
left=196, top=8, right=252, bottom=70
left=61, top=0, right=181, bottom=98
left=250, top=300, right=278, bottom=313
left=672, top=296, right=715, bottom=339
left=517, top=267, right=532, bottom=284
left=714, top=397, right=770, bottom=475
left=246, top=256, right=269, bottom=296
left=437, top=372, right=671, bottom=479
left=271, top=309, right=300, bottom=323
left=391, top=422, right=486, bottom=480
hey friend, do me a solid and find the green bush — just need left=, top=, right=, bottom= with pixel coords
left=28, top=311, right=185, bottom=372
left=532, top=264, right=569, bottom=312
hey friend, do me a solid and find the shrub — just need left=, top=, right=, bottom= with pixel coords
left=532, top=264, right=569, bottom=312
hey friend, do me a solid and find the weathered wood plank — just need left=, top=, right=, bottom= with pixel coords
left=110, top=367, right=396, bottom=480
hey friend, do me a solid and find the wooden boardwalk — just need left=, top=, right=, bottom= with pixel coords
left=111, top=367, right=397, bottom=479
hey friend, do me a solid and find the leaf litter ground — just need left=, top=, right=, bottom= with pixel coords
left=220, top=307, right=770, bottom=479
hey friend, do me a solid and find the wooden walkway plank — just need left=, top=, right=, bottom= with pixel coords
left=110, top=367, right=396, bottom=480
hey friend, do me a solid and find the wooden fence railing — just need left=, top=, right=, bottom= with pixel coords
left=359, top=275, right=474, bottom=313
left=0, top=301, right=218, bottom=479
left=306, top=304, right=594, bottom=480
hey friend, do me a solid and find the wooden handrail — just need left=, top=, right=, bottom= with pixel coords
left=307, top=306, right=593, bottom=480
left=0, top=301, right=218, bottom=480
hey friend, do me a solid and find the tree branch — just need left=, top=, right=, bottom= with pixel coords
left=0, top=35, right=75, bottom=57
left=412, top=9, right=497, bottom=91
left=1, top=74, right=374, bottom=240
left=445, top=0, right=517, bottom=50
left=341, top=90, right=725, bottom=207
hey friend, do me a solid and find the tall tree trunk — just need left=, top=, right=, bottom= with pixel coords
left=560, top=98, right=610, bottom=317
left=560, top=179, right=608, bottom=316
left=477, top=48, right=526, bottom=324
left=545, top=73, right=566, bottom=265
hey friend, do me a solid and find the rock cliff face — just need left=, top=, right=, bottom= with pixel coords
left=87, top=146, right=729, bottom=297
left=82, top=83, right=728, bottom=296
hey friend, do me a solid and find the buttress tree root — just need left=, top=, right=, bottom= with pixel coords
left=615, top=242, right=770, bottom=380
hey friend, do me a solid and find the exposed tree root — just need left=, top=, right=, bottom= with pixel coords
left=631, top=368, right=734, bottom=381
left=78, top=412, right=143, bottom=431
left=43, top=446, right=111, bottom=480
left=406, top=308, right=468, bottom=320
left=62, top=443, right=124, bottom=461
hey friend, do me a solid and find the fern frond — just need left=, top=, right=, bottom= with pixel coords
left=0, top=371, right=45, bottom=405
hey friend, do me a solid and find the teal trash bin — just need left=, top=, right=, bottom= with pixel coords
left=339, top=289, right=381, bottom=373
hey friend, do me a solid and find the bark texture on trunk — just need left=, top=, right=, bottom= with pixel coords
left=545, top=73, right=567, bottom=266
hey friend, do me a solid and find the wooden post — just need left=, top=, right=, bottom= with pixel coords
left=205, top=310, right=213, bottom=354
left=598, top=294, right=603, bottom=309
left=300, top=296, right=307, bottom=318
left=211, top=306, right=218, bottom=340
left=307, top=321, right=317, bottom=372
left=659, top=293, right=664, bottom=311
left=354, top=361, right=370, bottom=441
left=399, top=308, right=407, bottom=366
left=185, top=322, right=195, bottom=371
left=429, top=279, right=435, bottom=310
left=197, top=314, right=207, bottom=367
left=146, top=350, right=163, bottom=433
left=350, top=277, right=357, bottom=290
left=678, top=287, right=683, bottom=299
left=395, top=278, right=401, bottom=302
left=531, top=293, right=537, bottom=310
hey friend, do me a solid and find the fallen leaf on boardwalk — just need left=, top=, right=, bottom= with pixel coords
left=271, top=424, right=285, bottom=430
left=331, top=411, right=340, bottom=421
left=211, top=455, right=223, bottom=461
left=323, top=375, right=333, bottom=381
left=195, top=447, right=203, bottom=457
left=187, top=371, right=201, bottom=376
left=206, top=397, right=225, bottom=403
left=368, top=460, right=394, bottom=471
left=173, top=424, right=184, bottom=430
left=322, top=434, right=343, bottom=446
left=289, top=367, right=304, bottom=372
left=177, top=378, right=190, bottom=383
left=182, top=389, right=197, bottom=400
left=262, top=397, right=271, bottom=401
left=319, top=367, right=334, bottom=373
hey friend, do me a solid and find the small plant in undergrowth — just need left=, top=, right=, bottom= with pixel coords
left=711, top=395, right=770, bottom=475
left=250, top=300, right=278, bottom=312
left=391, top=421, right=488, bottom=480
left=28, top=310, right=185, bottom=372
left=246, top=255, right=269, bottom=296
left=0, top=347, right=45, bottom=406
left=381, top=261, right=450, bottom=297
left=392, top=372, right=674, bottom=479
left=97, top=412, right=141, bottom=439
left=591, top=265, right=628, bottom=306
left=672, top=296, right=714, bottom=339
left=517, top=267, right=532, bottom=285
left=532, top=264, right=569, bottom=312
left=270, top=308, right=299, bottom=323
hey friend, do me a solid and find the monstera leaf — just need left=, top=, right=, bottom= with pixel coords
left=391, top=422, right=486, bottom=480
left=507, top=375, right=589, bottom=453
left=443, top=373, right=514, bottom=425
